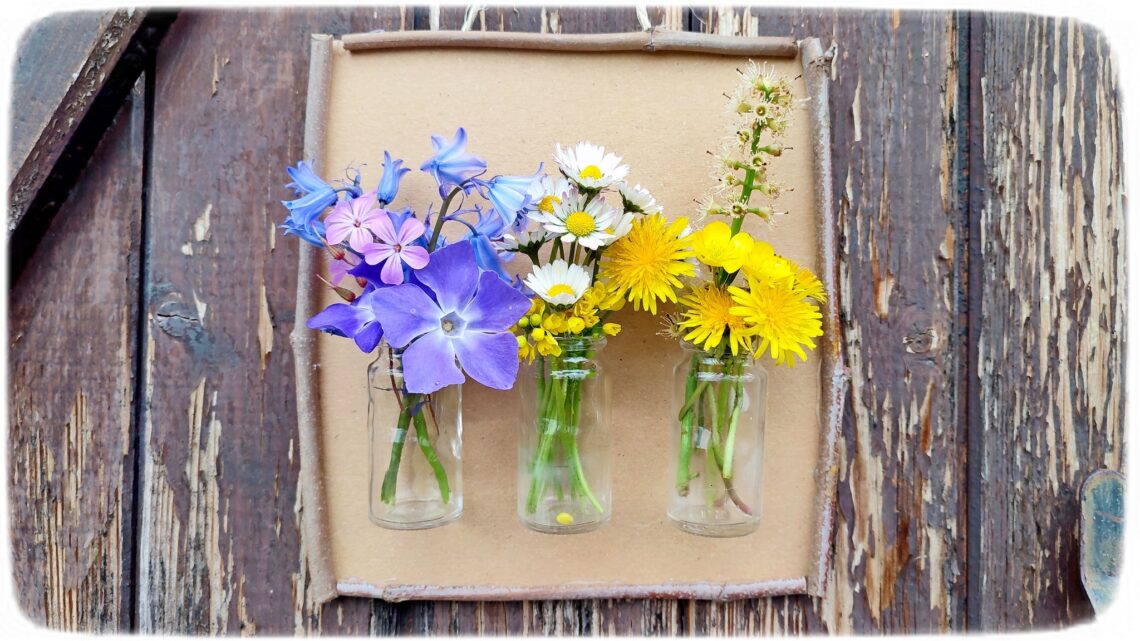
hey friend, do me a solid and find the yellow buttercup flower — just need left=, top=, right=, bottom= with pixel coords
left=729, top=277, right=823, bottom=367
left=678, top=284, right=753, bottom=356
left=599, top=213, right=695, bottom=314
left=602, top=323, right=622, bottom=336
left=690, top=221, right=754, bottom=273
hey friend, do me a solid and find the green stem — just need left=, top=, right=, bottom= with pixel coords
left=427, top=186, right=464, bottom=251
left=380, top=401, right=413, bottom=504
left=677, top=380, right=711, bottom=421
left=563, top=379, right=603, bottom=514
left=676, top=354, right=699, bottom=495
left=721, top=382, right=743, bottom=480
left=411, top=400, right=450, bottom=503
left=526, top=365, right=562, bottom=514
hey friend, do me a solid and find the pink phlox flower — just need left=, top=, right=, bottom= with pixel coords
left=362, top=215, right=430, bottom=285
left=324, top=191, right=387, bottom=252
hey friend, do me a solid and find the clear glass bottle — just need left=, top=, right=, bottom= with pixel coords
left=518, top=335, right=611, bottom=533
left=368, top=342, right=462, bottom=529
left=669, top=342, right=767, bottom=536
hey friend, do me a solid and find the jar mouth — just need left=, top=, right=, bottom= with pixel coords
left=552, top=335, right=607, bottom=348
left=680, top=341, right=754, bottom=362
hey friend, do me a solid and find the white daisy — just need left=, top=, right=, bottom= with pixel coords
left=535, top=191, right=621, bottom=250
left=502, top=228, right=550, bottom=252
left=523, top=260, right=591, bottom=306
left=527, top=174, right=574, bottom=217
left=617, top=182, right=662, bottom=215
left=554, top=142, right=629, bottom=190
left=602, top=212, right=635, bottom=245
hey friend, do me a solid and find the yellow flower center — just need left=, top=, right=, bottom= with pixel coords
left=565, top=211, right=597, bottom=237
left=578, top=164, right=604, bottom=181
left=547, top=284, right=576, bottom=298
left=538, top=194, right=561, bottom=213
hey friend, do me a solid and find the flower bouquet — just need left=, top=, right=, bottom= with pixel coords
left=280, top=128, right=535, bottom=529
left=509, top=142, right=692, bottom=532
left=660, top=63, right=827, bottom=536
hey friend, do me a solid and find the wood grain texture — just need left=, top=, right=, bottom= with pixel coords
left=972, top=14, right=1125, bottom=630
left=134, top=8, right=406, bottom=635
left=7, top=79, right=145, bottom=631
left=8, top=11, right=106, bottom=175
left=7, top=9, right=147, bottom=236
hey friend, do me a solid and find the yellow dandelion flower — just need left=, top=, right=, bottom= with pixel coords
left=792, top=263, right=827, bottom=303
left=689, top=221, right=754, bottom=273
left=678, top=284, right=753, bottom=356
left=600, top=213, right=695, bottom=314
left=729, top=277, right=823, bottom=367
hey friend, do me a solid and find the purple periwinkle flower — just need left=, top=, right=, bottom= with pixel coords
left=307, top=288, right=384, bottom=353
left=376, top=151, right=410, bottom=206
left=420, top=127, right=487, bottom=197
left=325, top=192, right=387, bottom=252
left=372, top=241, right=530, bottom=394
left=362, top=215, right=430, bottom=285
left=475, top=165, right=543, bottom=227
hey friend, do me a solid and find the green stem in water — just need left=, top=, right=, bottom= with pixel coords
left=676, top=354, right=700, bottom=495
left=526, top=365, right=562, bottom=514
left=380, top=401, right=413, bottom=504
left=411, top=401, right=450, bottom=503
left=562, top=378, right=603, bottom=514
left=677, top=380, right=711, bottom=421
left=721, top=381, right=744, bottom=480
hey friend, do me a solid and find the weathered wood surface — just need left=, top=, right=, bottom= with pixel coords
left=970, top=14, right=1125, bottom=629
left=8, top=79, right=145, bottom=631
left=6, top=6, right=1125, bottom=635
left=7, top=9, right=148, bottom=237
left=8, top=11, right=106, bottom=175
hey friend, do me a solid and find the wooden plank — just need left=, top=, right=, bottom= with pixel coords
left=971, top=14, right=1124, bottom=630
left=685, top=7, right=970, bottom=634
left=8, top=11, right=106, bottom=175
left=134, top=8, right=406, bottom=635
left=8, top=9, right=150, bottom=233
left=7, top=10, right=175, bottom=279
left=7, top=77, right=145, bottom=632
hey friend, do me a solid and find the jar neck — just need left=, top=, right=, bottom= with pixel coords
left=680, top=342, right=754, bottom=367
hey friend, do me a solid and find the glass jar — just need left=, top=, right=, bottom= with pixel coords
left=668, top=343, right=767, bottom=536
left=518, top=335, right=611, bottom=533
left=368, top=342, right=463, bottom=529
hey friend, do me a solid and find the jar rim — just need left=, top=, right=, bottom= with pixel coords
left=551, top=334, right=607, bottom=347
left=680, top=341, right=755, bottom=361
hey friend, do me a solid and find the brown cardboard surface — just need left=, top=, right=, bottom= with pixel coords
left=314, top=42, right=827, bottom=598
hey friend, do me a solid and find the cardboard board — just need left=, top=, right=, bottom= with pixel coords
left=294, top=31, right=845, bottom=602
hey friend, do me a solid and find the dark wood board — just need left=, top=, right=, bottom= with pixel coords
left=5, top=5, right=1125, bottom=635
left=8, top=11, right=106, bottom=175
left=7, top=78, right=145, bottom=631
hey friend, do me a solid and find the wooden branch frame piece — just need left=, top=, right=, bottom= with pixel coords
left=294, top=29, right=847, bottom=603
